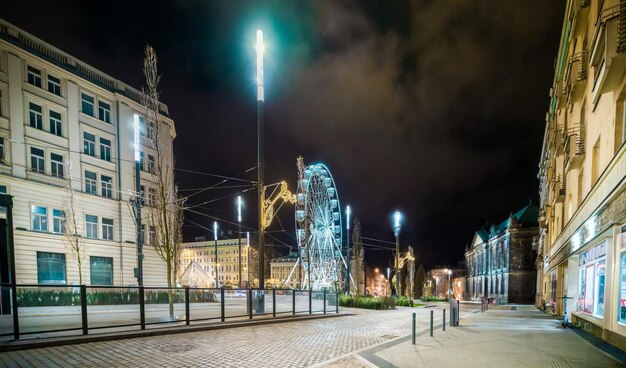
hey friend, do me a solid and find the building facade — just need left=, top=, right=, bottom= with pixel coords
left=0, top=19, right=175, bottom=286
left=537, top=0, right=626, bottom=349
left=179, top=238, right=250, bottom=288
left=465, top=204, right=539, bottom=304
left=269, top=253, right=302, bottom=288
left=428, top=267, right=465, bottom=299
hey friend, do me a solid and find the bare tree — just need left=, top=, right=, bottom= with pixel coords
left=351, top=219, right=364, bottom=295
left=63, top=160, right=88, bottom=284
left=141, top=45, right=184, bottom=317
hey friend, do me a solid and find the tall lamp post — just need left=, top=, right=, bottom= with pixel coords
left=345, top=205, right=351, bottom=294
left=256, top=29, right=266, bottom=289
left=447, top=269, right=452, bottom=299
left=133, top=113, right=143, bottom=287
left=393, top=211, right=402, bottom=296
left=387, top=267, right=390, bottom=297
left=246, top=231, right=251, bottom=286
left=435, top=276, right=439, bottom=298
left=214, top=221, right=219, bottom=288
left=237, top=196, right=243, bottom=288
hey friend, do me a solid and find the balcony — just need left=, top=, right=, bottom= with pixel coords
left=591, top=0, right=626, bottom=102
left=564, top=126, right=585, bottom=171
left=552, top=175, right=566, bottom=203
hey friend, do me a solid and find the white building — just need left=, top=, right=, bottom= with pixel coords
left=0, top=18, right=175, bottom=286
left=269, top=253, right=302, bottom=288
left=179, top=238, right=251, bottom=288
left=537, top=0, right=626, bottom=350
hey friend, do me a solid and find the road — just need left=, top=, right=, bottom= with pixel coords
left=0, top=303, right=472, bottom=367
left=0, top=294, right=326, bottom=338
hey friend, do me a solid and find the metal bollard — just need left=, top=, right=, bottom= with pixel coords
left=443, top=309, right=446, bottom=331
left=412, top=312, right=416, bottom=345
left=430, top=310, right=434, bottom=337
left=457, top=300, right=460, bottom=326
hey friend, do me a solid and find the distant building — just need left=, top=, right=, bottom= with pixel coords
left=428, top=267, right=465, bottom=298
left=179, top=238, right=250, bottom=288
left=537, top=0, right=626, bottom=350
left=465, top=203, right=539, bottom=304
left=269, top=253, right=302, bottom=288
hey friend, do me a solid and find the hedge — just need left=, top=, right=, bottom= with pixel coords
left=16, top=288, right=218, bottom=307
left=338, top=295, right=396, bottom=310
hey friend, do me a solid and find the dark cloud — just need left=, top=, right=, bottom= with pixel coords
left=2, top=0, right=565, bottom=268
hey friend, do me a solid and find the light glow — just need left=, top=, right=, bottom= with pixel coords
left=247, top=231, right=250, bottom=247
left=237, top=196, right=242, bottom=222
left=133, top=114, right=140, bottom=162
left=213, top=221, right=218, bottom=241
left=393, top=211, right=402, bottom=234
left=256, top=30, right=264, bottom=101
left=346, top=205, right=351, bottom=230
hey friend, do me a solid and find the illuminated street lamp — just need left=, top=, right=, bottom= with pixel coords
left=246, top=231, right=251, bottom=286
left=392, top=211, right=402, bottom=296
left=435, top=276, right=439, bottom=298
left=256, top=29, right=267, bottom=289
left=447, top=269, right=452, bottom=299
left=237, top=196, right=243, bottom=288
left=133, top=113, right=143, bottom=287
left=214, top=221, right=219, bottom=288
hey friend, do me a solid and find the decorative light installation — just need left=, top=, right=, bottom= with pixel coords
left=295, top=159, right=344, bottom=291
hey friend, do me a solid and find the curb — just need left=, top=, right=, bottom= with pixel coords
left=0, top=312, right=351, bottom=352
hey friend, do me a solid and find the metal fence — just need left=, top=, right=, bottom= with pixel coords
left=0, top=284, right=339, bottom=340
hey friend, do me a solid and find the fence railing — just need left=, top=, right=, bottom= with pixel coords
left=0, top=284, right=339, bottom=340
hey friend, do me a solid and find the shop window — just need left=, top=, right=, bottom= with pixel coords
left=618, top=227, right=626, bottom=324
left=37, top=252, right=66, bottom=285
left=578, top=241, right=607, bottom=317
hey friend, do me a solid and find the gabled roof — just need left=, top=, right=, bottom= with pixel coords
left=512, top=202, right=539, bottom=225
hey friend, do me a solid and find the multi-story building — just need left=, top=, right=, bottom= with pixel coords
left=428, top=267, right=465, bottom=299
left=269, top=253, right=302, bottom=288
left=537, top=0, right=626, bottom=349
left=179, top=238, right=251, bottom=288
left=0, top=19, right=175, bottom=286
left=465, top=203, right=539, bottom=304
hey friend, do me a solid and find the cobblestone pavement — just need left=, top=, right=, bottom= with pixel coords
left=0, top=304, right=464, bottom=368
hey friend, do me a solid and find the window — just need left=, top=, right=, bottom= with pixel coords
left=81, top=93, right=94, bottom=116
left=49, top=110, right=62, bottom=136
left=578, top=241, right=607, bottom=317
left=52, top=209, right=66, bottom=234
left=619, top=228, right=626, bottom=324
left=102, top=218, right=114, bottom=240
left=140, top=185, right=145, bottom=200
left=85, top=171, right=97, bottom=194
left=0, top=90, right=3, bottom=116
left=30, top=147, right=45, bottom=174
left=37, top=252, right=66, bottom=285
left=32, top=205, right=48, bottom=232
left=83, top=132, right=96, bottom=156
left=0, top=137, right=5, bottom=163
left=0, top=185, right=7, bottom=194
left=85, top=214, right=98, bottom=239
left=99, top=138, right=111, bottom=162
left=50, top=153, right=64, bottom=178
left=98, top=101, right=110, bottom=123
left=29, top=102, right=43, bottom=130
left=27, top=66, right=42, bottom=87
left=101, top=175, right=112, bottom=198
left=147, top=121, right=155, bottom=140
left=149, top=226, right=156, bottom=245
left=148, top=155, right=155, bottom=174
left=90, top=256, right=113, bottom=285
left=139, top=152, right=145, bottom=171
left=148, top=188, right=156, bottom=206
left=138, top=115, right=145, bottom=136
left=47, top=75, right=61, bottom=96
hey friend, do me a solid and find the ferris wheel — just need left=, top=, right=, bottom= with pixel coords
left=294, top=158, right=346, bottom=291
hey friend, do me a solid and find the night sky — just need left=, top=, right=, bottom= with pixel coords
left=3, top=0, right=566, bottom=271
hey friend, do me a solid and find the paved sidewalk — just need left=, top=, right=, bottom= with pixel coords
left=327, top=306, right=624, bottom=367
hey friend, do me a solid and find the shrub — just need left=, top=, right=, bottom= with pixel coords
left=420, top=296, right=448, bottom=302
left=338, top=295, right=396, bottom=310
left=396, top=296, right=414, bottom=307
left=16, top=288, right=218, bottom=307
